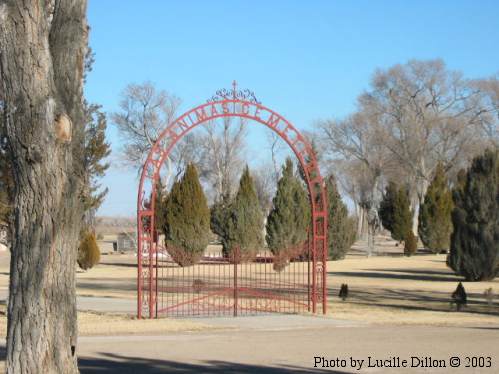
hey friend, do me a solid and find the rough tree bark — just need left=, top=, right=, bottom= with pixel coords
left=0, top=1, right=88, bottom=373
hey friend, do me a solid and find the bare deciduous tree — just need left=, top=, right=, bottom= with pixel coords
left=266, top=131, right=285, bottom=185
left=360, top=59, right=486, bottom=232
left=111, top=82, right=183, bottom=188
left=252, top=162, right=276, bottom=213
left=473, top=76, right=499, bottom=147
left=112, top=82, right=180, bottom=167
left=199, top=117, right=247, bottom=202
left=1, top=1, right=88, bottom=372
left=318, top=111, right=393, bottom=255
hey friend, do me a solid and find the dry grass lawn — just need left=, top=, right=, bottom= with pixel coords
left=0, top=235, right=497, bottom=334
left=0, top=306, right=213, bottom=338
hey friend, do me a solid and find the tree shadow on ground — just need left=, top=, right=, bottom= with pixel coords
left=326, top=286, right=499, bottom=316
left=77, top=279, right=137, bottom=292
left=370, top=268, right=459, bottom=277
left=96, top=262, right=137, bottom=268
left=329, top=270, right=459, bottom=282
left=78, top=353, right=347, bottom=373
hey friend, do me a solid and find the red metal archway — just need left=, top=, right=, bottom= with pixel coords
left=137, top=84, right=328, bottom=318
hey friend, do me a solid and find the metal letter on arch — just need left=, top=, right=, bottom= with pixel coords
left=137, top=90, right=328, bottom=318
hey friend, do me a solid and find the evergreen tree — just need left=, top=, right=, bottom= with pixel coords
left=404, top=230, right=417, bottom=256
left=448, top=149, right=499, bottom=281
left=226, top=166, right=264, bottom=261
left=163, top=164, right=210, bottom=266
left=418, top=164, right=454, bottom=253
left=326, top=174, right=356, bottom=260
left=392, top=185, right=413, bottom=242
left=266, top=158, right=310, bottom=257
left=210, top=195, right=231, bottom=254
left=81, top=102, right=111, bottom=215
left=379, top=181, right=398, bottom=233
left=154, top=178, right=167, bottom=234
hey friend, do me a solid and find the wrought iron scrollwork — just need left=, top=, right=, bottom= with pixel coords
left=207, top=81, right=261, bottom=104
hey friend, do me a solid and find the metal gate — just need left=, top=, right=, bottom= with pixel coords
left=137, top=83, right=328, bottom=318
left=152, top=245, right=312, bottom=317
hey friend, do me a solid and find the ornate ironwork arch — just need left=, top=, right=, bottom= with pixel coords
left=137, top=86, right=328, bottom=318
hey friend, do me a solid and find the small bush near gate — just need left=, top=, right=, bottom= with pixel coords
left=78, top=231, right=101, bottom=270
left=451, top=282, right=467, bottom=311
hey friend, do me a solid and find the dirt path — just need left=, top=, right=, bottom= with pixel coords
left=72, top=320, right=498, bottom=373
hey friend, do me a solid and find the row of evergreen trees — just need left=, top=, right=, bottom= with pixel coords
left=379, top=149, right=498, bottom=281
left=157, top=158, right=356, bottom=267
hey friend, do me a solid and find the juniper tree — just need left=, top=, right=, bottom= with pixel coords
left=154, top=178, right=167, bottom=234
left=226, top=166, right=264, bottom=261
left=404, top=230, right=417, bottom=256
left=379, top=181, right=398, bottom=233
left=392, top=186, right=413, bottom=242
left=418, top=164, right=453, bottom=253
left=326, top=174, right=356, bottom=260
left=163, top=164, right=210, bottom=266
left=266, top=158, right=310, bottom=257
left=210, top=195, right=231, bottom=253
left=448, top=149, right=499, bottom=281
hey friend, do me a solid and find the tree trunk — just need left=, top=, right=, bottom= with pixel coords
left=0, top=1, right=88, bottom=373
left=412, top=178, right=430, bottom=235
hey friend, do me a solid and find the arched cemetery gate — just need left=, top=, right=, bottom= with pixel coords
left=137, top=85, right=328, bottom=318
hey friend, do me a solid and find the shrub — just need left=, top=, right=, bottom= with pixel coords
left=447, top=149, right=499, bottom=281
left=404, top=230, right=417, bottom=257
left=339, top=284, right=349, bottom=301
left=451, top=282, right=467, bottom=311
left=162, top=164, right=210, bottom=267
left=418, top=164, right=453, bottom=253
left=77, top=231, right=101, bottom=270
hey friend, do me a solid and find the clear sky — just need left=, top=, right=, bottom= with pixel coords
left=85, top=0, right=499, bottom=217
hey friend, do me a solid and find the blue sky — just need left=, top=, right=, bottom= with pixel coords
left=86, top=0, right=499, bottom=216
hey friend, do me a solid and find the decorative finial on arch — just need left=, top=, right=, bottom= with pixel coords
left=207, top=81, right=261, bottom=104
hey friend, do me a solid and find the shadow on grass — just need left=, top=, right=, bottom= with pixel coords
left=0, top=347, right=348, bottom=373
left=329, top=270, right=459, bottom=283
left=370, top=268, right=458, bottom=277
left=326, top=286, right=499, bottom=316
left=97, top=262, right=137, bottom=268
left=78, top=353, right=346, bottom=373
